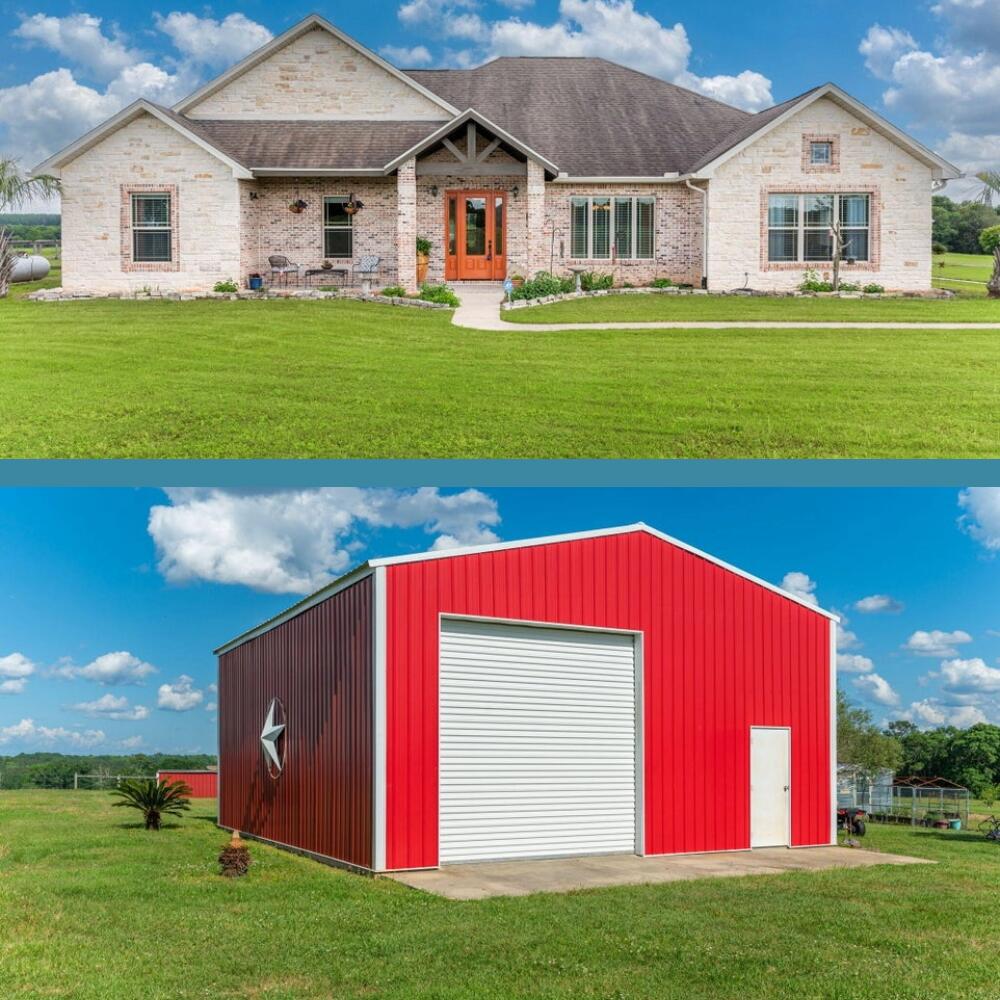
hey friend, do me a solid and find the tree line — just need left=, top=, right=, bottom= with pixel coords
left=838, top=691, right=1000, bottom=797
left=0, top=752, right=216, bottom=790
left=932, top=195, right=1000, bottom=255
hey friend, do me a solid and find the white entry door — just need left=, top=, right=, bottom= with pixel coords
left=750, top=727, right=791, bottom=848
left=439, top=618, right=638, bottom=864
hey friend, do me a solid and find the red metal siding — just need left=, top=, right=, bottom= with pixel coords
left=385, top=531, right=832, bottom=870
left=218, top=576, right=373, bottom=869
left=157, top=770, right=217, bottom=798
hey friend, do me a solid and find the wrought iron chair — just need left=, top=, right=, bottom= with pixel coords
left=353, top=255, right=381, bottom=294
left=267, top=254, right=300, bottom=286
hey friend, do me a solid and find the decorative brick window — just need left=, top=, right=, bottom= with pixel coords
left=802, top=134, right=839, bottom=173
left=760, top=185, right=880, bottom=272
left=121, top=184, right=179, bottom=272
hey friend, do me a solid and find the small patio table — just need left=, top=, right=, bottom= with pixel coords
left=305, top=267, right=349, bottom=287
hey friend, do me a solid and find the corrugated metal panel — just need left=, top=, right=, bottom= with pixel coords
left=218, top=575, right=373, bottom=869
left=385, top=530, right=831, bottom=869
left=156, top=770, right=217, bottom=798
left=439, top=619, right=636, bottom=863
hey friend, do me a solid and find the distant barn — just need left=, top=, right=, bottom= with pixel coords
left=156, top=769, right=217, bottom=798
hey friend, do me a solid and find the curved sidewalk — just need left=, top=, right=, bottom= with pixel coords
left=452, top=286, right=1000, bottom=332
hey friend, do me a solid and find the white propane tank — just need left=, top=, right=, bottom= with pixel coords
left=10, top=255, right=51, bottom=283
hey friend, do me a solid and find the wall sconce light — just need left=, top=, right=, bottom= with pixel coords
left=430, top=185, right=439, bottom=197
left=248, top=191, right=259, bottom=200
left=511, top=185, right=520, bottom=198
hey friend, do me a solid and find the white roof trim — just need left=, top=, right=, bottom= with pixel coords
left=692, top=83, right=961, bottom=181
left=251, top=167, right=387, bottom=176
left=32, top=100, right=253, bottom=179
left=172, top=14, right=459, bottom=118
left=382, top=108, right=560, bottom=175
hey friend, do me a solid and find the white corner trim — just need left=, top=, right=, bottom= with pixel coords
left=693, top=83, right=961, bottom=181
left=171, top=14, right=459, bottom=118
left=829, top=617, right=838, bottom=846
left=372, top=565, right=387, bottom=872
left=32, top=100, right=253, bottom=179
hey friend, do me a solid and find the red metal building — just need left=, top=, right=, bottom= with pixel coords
left=156, top=769, right=218, bottom=798
left=216, top=524, right=837, bottom=873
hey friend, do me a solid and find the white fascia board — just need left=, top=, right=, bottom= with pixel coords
left=251, top=168, right=386, bottom=176
left=551, top=175, right=682, bottom=184
left=382, top=108, right=560, bottom=175
left=172, top=14, right=458, bottom=118
left=213, top=564, right=373, bottom=655
left=693, top=83, right=962, bottom=181
left=371, top=523, right=839, bottom=622
left=32, top=100, right=253, bottom=179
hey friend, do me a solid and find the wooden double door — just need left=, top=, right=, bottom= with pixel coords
left=445, top=190, right=507, bottom=280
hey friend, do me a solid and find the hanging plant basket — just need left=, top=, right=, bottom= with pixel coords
left=344, top=193, right=365, bottom=216
left=288, top=199, right=308, bottom=214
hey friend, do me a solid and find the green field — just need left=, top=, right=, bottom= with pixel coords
left=932, top=250, right=994, bottom=296
left=501, top=292, right=1000, bottom=324
left=1, top=791, right=998, bottom=999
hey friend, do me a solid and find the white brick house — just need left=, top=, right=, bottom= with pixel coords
left=36, top=13, right=960, bottom=294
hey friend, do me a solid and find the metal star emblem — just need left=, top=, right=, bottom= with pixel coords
left=260, top=698, right=286, bottom=774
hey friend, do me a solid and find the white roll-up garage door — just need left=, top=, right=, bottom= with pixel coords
left=439, top=618, right=638, bottom=864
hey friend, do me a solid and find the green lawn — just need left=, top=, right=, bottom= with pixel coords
left=2, top=791, right=998, bottom=999
left=4, top=297, right=1000, bottom=457
left=501, top=293, right=1000, bottom=324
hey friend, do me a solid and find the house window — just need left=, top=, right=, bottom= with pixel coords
left=767, top=193, right=870, bottom=263
left=570, top=196, right=655, bottom=259
left=131, top=192, right=172, bottom=262
left=809, top=141, right=832, bottom=166
left=323, top=197, right=353, bottom=258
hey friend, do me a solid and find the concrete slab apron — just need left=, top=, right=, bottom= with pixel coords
left=449, top=286, right=1000, bottom=332
left=387, top=847, right=932, bottom=900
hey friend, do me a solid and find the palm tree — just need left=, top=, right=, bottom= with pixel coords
left=976, top=172, right=1000, bottom=297
left=110, top=778, right=192, bottom=830
left=0, top=157, right=60, bottom=298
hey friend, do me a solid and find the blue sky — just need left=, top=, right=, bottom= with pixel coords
left=2, top=486, right=1000, bottom=755
left=1, top=0, right=997, bottom=200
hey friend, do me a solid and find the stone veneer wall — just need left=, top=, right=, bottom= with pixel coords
left=185, top=27, right=449, bottom=120
left=540, top=182, right=704, bottom=285
left=706, top=97, right=933, bottom=291
left=60, top=114, right=241, bottom=292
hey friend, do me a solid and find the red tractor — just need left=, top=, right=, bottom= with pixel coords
left=837, top=807, right=867, bottom=837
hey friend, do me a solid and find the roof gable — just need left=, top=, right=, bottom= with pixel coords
left=173, top=15, right=457, bottom=120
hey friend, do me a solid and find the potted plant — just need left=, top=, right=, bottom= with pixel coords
left=416, top=237, right=431, bottom=285
left=288, top=198, right=308, bottom=214
left=509, top=272, right=525, bottom=290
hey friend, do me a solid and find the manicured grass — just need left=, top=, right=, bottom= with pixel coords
left=4, top=297, right=1000, bottom=457
left=7, top=245, right=61, bottom=298
left=501, top=292, right=1000, bottom=324
left=2, top=791, right=998, bottom=999
left=933, top=251, right=993, bottom=285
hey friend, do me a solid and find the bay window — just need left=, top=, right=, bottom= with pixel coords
left=767, top=192, right=871, bottom=263
left=570, top=195, right=655, bottom=259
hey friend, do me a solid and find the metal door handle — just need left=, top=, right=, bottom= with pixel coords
left=784, top=785, right=790, bottom=792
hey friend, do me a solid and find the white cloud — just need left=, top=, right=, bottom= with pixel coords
left=781, top=571, right=818, bottom=606
left=0, top=718, right=106, bottom=748
left=903, top=629, right=973, bottom=658
left=898, top=697, right=988, bottom=727
left=14, top=14, right=143, bottom=82
left=0, top=652, right=36, bottom=680
left=153, top=13, right=273, bottom=68
left=120, top=735, right=144, bottom=749
left=54, top=650, right=157, bottom=685
left=381, top=44, right=434, bottom=65
left=932, top=0, right=1000, bottom=51
left=853, top=672, right=900, bottom=706
left=0, top=679, right=28, bottom=695
left=959, top=487, right=1000, bottom=552
left=148, top=487, right=501, bottom=595
left=938, top=657, right=1000, bottom=694
left=838, top=653, right=875, bottom=674
left=71, top=693, right=151, bottom=721
left=157, top=675, right=204, bottom=712
left=858, top=25, right=918, bottom=81
left=854, top=594, right=904, bottom=614
left=409, top=0, right=772, bottom=111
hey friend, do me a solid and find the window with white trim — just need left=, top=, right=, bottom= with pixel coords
left=323, top=196, right=353, bottom=258
left=809, top=141, right=832, bottom=165
left=767, top=193, right=870, bottom=263
left=570, top=196, right=654, bottom=259
left=131, top=192, right=172, bottom=262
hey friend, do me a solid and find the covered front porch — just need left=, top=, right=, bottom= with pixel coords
left=237, top=113, right=552, bottom=293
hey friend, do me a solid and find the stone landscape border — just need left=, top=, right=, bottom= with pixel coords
left=26, top=288, right=452, bottom=309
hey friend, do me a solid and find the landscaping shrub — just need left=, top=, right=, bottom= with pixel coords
left=381, top=285, right=407, bottom=297
left=932, top=242, right=948, bottom=256
left=800, top=268, right=833, bottom=292
left=978, top=224, right=1000, bottom=255
left=649, top=277, right=674, bottom=288
left=418, top=283, right=460, bottom=307
left=213, top=279, right=238, bottom=293
left=511, top=271, right=573, bottom=300
left=863, top=283, right=885, bottom=294
left=837, top=281, right=861, bottom=292
left=110, top=778, right=191, bottom=831
left=579, top=271, right=613, bottom=291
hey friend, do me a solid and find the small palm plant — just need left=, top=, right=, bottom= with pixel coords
left=0, top=157, right=60, bottom=298
left=110, top=778, right=192, bottom=830
left=977, top=172, right=1000, bottom=298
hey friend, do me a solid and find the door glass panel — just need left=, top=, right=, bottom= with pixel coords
left=494, top=196, right=504, bottom=256
left=448, top=197, right=457, bottom=256
left=465, top=197, right=486, bottom=255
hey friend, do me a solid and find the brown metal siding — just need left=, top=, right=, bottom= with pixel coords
left=218, top=575, right=373, bottom=869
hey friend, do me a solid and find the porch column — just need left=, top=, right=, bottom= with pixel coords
left=397, top=157, right=417, bottom=293
left=526, top=160, right=547, bottom=276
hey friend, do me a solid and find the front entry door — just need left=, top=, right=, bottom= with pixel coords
left=446, top=190, right=506, bottom=280
left=750, top=727, right=791, bottom=848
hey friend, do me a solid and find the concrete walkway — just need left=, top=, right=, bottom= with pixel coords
left=388, top=846, right=930, bottom=900
left=450, top=285, right=1000, bottom=331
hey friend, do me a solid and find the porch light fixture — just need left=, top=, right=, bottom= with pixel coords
left=344, top=193, right=365, bottom=215
left=511, top=185, right=519, bottom=198
left=430, top=185, right=439, bottom=197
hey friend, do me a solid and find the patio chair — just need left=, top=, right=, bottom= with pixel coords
left=268, top=254, right=300, bottom=286
left=353, top=255, right=381, bottom=295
